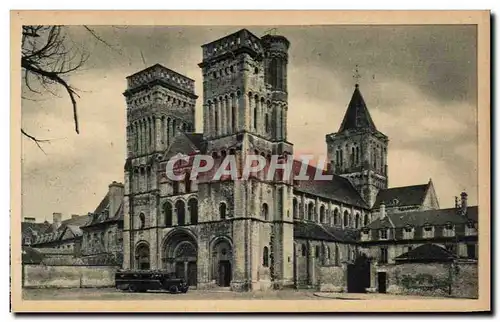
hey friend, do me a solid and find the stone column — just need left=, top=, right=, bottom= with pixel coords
left=216, top=100, right=222, bottom=136
left=276, top=104, right=282, bottom=140
left=197, top=239, right=210, bottom=289
left=227, top=96, right=232, bottom=134
left=283, top=108, right=287, bottom=140
left=315, top=198, right=320, bottom=223
left=155, top=117, right=161, bottom=151
left=308, top=240, right=315, bottom=286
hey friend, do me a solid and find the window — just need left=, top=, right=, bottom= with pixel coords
left=301, top=244, right=307, bottom=257
left=363, top=214, right=369, bottom=226
left=188, top=199, right=198, bottom=225
left=262, top=203, right=269, bottom=221
left=172, top=181, right=179, bottom=195
left=185, top=175, right=191, bottom=193
left=139, top=213, right=145, bottom=229
left=334, top=245, right=340, bottom=266
left=308, top=202, right=315, bottom=221
left=467, top=244, right=477, bottom=259
left=164, top=202, right=173, bottom=227
left=263, top=246, right=269, bottom=267
left=175, top=200, right=185, bottom=225
left=319, top=206, right=325, bottom=223
left=254, top=67, right=259, bottom=74
left=253, top=106, right=257, bottom=130
left=379, top=247, right=388, bottom=264
left=265, top=114, right=269, bottom=133
left=220, top=203, right=227, bottom=220
left=355, top=213, right=360, bottom=229
left=333, top=209, right=340, bottom=226
left=315, top=245, right=320, bottom=258
left=443, top=223, right=455, bottom=237
left=403, top=226, right=414, bottom=239
left=466, top=221, right=477, bottom=236
left=423, top=225, right=434, bottom=238
left=293, top=199, right=298, bottom=219
left=379, top=229, right=388, bottom=240
left=24, top=237, right=31, bottom=245
left=343, top=211, right=349, bottom=227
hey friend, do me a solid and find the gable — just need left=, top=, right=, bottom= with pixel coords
left=421, top=180, right=440, bottom=210
left=373, top=183, right=429, bottom=209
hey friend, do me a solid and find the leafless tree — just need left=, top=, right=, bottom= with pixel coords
left=21, top=25, right=124, bottom=153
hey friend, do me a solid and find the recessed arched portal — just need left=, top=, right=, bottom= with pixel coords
left=162, top=229, right=198, bottom=286
left=135, top=242, right=150, bottom=270
left=210, top=237, right=233, bottom=287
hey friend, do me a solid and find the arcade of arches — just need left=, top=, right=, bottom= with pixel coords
left=135, top=230, right=234, bottom=288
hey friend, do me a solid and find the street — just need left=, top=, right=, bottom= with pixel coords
left=22, top=287, right=447, bottom=301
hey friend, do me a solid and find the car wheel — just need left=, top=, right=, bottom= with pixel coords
left=128, top=284, right=138, bottom=292
left=169, top=285, right=178, bottom=294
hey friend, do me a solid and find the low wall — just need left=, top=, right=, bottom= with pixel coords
left=22, top=264, right=120, bottom=289
left=387, top=262, right=478, bottom=298
left=317, top=265, right=345, bottom=292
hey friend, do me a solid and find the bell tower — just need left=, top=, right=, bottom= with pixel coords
left=325, top=80, right=389, bottom=208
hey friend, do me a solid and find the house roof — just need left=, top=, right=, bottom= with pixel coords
left=22, top=246, right=45, bottom=265
left=373, top=183, right=429, bottom=208
left=32, top=214, right=91, bottom=245
left=292, top=160, right=369, bottom=209
left=338, top=85, right=377, bottom=133
left=395, top=243, right=456, bottom=263
left=294, top=221, right=359, bottom=243
left=21, top=221, right=50, bottom=239
left=367, top=206, right=478, bottom=230
left=83, top=194, right=124, bottom=228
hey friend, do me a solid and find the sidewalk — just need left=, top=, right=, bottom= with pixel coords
left=313, top=292, right=455, bottom=300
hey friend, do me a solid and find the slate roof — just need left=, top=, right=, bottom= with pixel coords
left=338, top=85, right=377, bottom=133
left=373, top=183, right=429, bottom=208
left=21, top=221, right=50, bottom=241
left=83, top=194, right=123, bottom=228
left=294, top=221, right=359, bottom=243
left=22, top=246, right=45, bottom=265
left=292, top=160, right=369, bottom=209
left=32, top=214, right=91, bottom=245
left=395, top=243, right=456, bottom=263
left=367, top=206, right=479, bottom=230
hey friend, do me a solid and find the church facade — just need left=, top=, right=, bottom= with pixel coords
left=119, top=28, right=477, bottom=292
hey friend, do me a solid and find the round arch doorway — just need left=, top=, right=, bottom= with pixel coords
left=211, top=238, right=233, bottom=287
left=135, top=242, right=150, bottom=270
left=163, top=230, right=198, bottom=287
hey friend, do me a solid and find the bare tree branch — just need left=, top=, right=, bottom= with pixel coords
left=21, top=129, right=49, bottom=154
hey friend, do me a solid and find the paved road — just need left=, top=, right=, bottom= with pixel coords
left=22, top=287, right=326, bottom=301
left=22, top=288, right=449, bottom=301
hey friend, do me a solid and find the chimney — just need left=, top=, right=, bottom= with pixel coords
left=460, top=191, right=468, bottom=215
left=108, top=181, right=125, bottom=218
left=23, top=217, right=36, bottom=223
left=52, top=212, right=62, bottom=228
left=380, top=202, right=386, bottom=220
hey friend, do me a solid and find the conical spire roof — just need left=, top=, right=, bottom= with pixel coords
left=338, top=84, right=377, bottom=133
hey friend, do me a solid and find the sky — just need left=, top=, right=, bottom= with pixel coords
left=21, top=25, right=478, bottom=222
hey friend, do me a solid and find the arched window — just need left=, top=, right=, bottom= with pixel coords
left=355, top=213, right=360, bottom=229
left=293, top=198, right=298, bottom=219
left=139, top=213, right=145, bottom=229
left=315, top=245, right=320, bottom=258
left=356, top=146, right=360, bottom=164
left=308, top=202, right=315, bottom=221
left=320, top=205, right=325, bottom=223
left=253, top=104, right=257, bottom=130
left=172, top=181, right=179, bottom=195
left=334, top=245, right=340, bottom=266
left=363, top=214, right=369, bottom=227
left=220, top=202, right=227, bottom=220
left=263, top=246, right=269, bottom=267
left=351, top=147, right=355, bottom=165
left=333, top=208, right=340, bottom=226
left=176, top=200, right=185, bottom=226
left=343, top=211, right=349, bottom=227
left=269, top=58, right=278, bottom=88
left=185, top=175, right=191, bottom=193
left=324, top=244, right=330, bottom=259
left=301, top=244, right=307, bottom=257
left=265, top=113, right=270, bottom=133
left=262, top=203, right=269, bottom=221
left=164, top=202, right=173, bottom=227
left=188, top=199, right=198, bottom=225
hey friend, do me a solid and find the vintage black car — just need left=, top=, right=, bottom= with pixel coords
left=115, top=270, right=189, bottom=293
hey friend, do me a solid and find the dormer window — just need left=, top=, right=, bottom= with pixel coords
left=361, top=228, right=370, bottom=241
left=403, top=226, right=414, bottom=239
left=379, top=229, right=388, bottom=240
left=466, top=221, right=477, bottom=236
left=443, top=223, right=455, bottom=237
left=423, top=225, right=434, bottom=238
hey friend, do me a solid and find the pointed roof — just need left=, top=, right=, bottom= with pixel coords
left=338, top=85, right=377, bottom=133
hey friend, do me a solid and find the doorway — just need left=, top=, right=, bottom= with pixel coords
left=187, top=261, right=197, bottom=286
left=346, top=253, right=371, bottom=293
left=377, top=272, right=387, bottom=293
left=218, top=260, right=232, bottom=287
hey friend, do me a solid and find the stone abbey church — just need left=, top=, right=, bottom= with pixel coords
left=27, top=28, right=477, bottom=294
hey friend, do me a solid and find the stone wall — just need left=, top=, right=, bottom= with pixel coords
left=317, top=265, right=345, bottom=292
left=22, top=264, right=119, bottom=289
left=386, top=262, right=478, bottom=298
